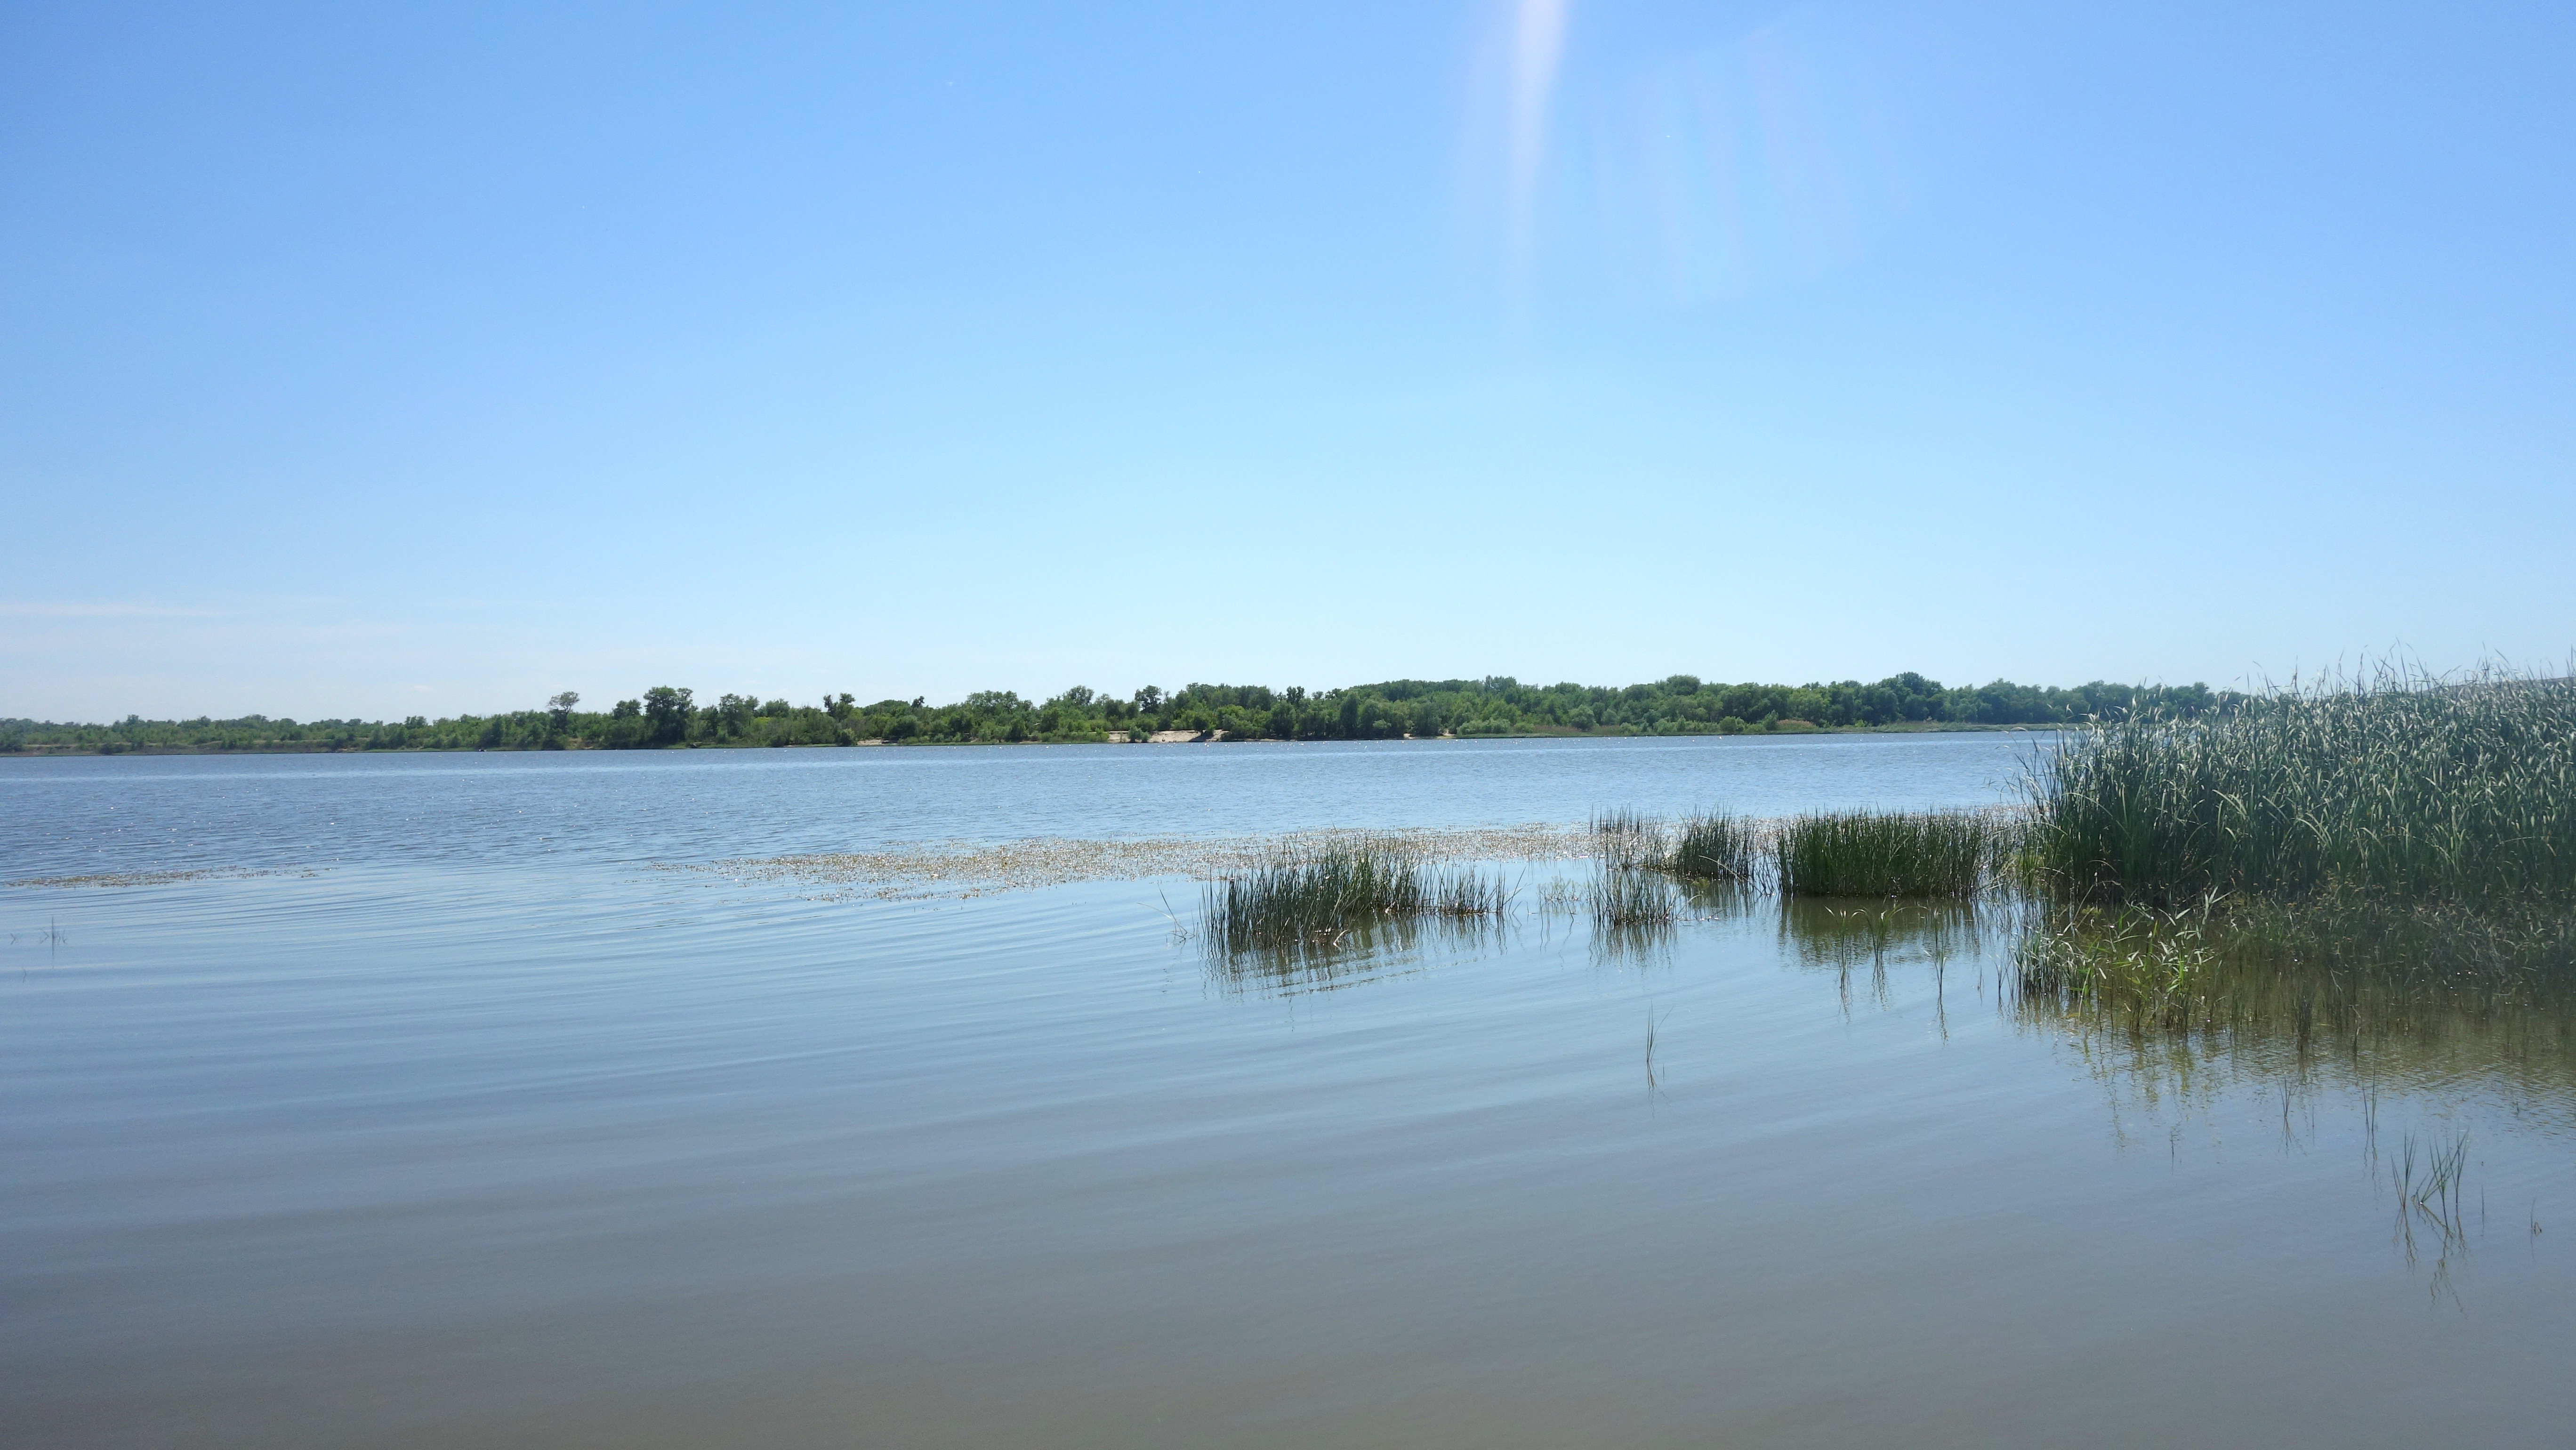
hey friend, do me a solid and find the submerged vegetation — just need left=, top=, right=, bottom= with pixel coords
left=5, top=670, right=2218, bottom=754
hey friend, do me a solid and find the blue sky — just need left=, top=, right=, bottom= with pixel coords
left=4, top=1, right=2570, bottom=720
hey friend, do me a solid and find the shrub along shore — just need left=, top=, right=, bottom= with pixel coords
left=4, top=671, right=2214, bottom=755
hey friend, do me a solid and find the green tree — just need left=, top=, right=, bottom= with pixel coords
left=642, top=686, right=695, bottom=745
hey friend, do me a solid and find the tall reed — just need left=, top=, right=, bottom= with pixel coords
left=2025, top=664, right=2576, bottom=907
left=1672, top=810, right=1759, bottom=881
left=1775, top=810, right=2001, bottom=898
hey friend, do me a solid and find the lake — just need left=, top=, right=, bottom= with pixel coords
left=4, top=735, right=2570, bottom=1447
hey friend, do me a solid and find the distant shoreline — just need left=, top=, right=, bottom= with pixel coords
left=1, top=720, right=2062, bottom=759
left=5, top=673, right=2194, bottom=755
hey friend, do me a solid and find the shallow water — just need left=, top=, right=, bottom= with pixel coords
left=4, top=738, right=2571, bottom=1448
left=1, top=732, right=2031, bottom=878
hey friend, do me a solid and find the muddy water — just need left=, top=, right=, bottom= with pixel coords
left=3, top=739, right=2569, bottom=1447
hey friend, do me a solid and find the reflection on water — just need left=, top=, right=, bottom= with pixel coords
left=2011, top=898, right=2576, bottom=1110
left=1201, top=876, right=1775, bottom=990
left=1585, top=915, right=1677, bottom=971
left=1768, top=887, right=2576, bottom=1310
left=1193, top=877, right=2576, bottom=1320
left=1774, top=895, right=1998, bottom=1025
left=1777, top=896, right=1991, bottom=974
left=1204, top=911, right=1514, bottom=996
left=2006, top=904, right=2576, bottom=1314
left=1195, top=885, right=2576, bottom=1125
left=1200, top=868, right=1756, bottom=992
left=1741, top=889, right=2576, bottom=1120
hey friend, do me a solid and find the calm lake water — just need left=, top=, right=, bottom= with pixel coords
left=4, top=735, right=2571, bottom=1448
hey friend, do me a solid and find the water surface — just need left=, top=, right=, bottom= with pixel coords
left=4, top=738, right=2569, bottom=1447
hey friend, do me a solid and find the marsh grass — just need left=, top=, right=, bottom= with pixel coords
left=1202, top=837, right=1508, bottom=954
left=1672, top=810, right=1759, bottom=881
left=2012, top=666, right=2576, bottom=1112
left=2380, top=1126, right=2479, bottom=1276
left=1590, top=808, right=1669, bottom=871
left=1591, top=805, right=1763, bottom=883
left=2012, top=894, right=2224, bottom=1002
left=2025, top=663, right=2576, bottom=908
left=1775, top=810, right=2005, bottom=898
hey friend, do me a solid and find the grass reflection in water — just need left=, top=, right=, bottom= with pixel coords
left=1201, top=910, right=1512, bottom=996
left=2012, top=894, right=2576, bottom=1106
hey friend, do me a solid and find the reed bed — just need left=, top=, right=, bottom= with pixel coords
left=1588, top=802, right=2004, bottom=896
left=1671, top=810, right=1759, bottom=881
left=1202, top=838, right=1507, bottom=953
left=1589, top=805, right=1761, bottom=880
left=1774, top=810, right=2004, bottom=898
left=2024, top=664, right=2576, bottom=907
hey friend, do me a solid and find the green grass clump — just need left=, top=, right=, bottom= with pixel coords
left=1775, top=810, right=2002, bottom=898
left=2026, top=665, right=2576, bottom=907
left=1203, top=838, right=1505, bottom=952
left=1672, top=810, right=1759, bottom=880
left=1593, top=805, right=1760, bottom=880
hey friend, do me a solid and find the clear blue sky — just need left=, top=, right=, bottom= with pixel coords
left=5, top=1, right=2570, bottom=720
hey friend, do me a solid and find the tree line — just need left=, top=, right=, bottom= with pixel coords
left=1, top=672, right=2221, bottom=754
